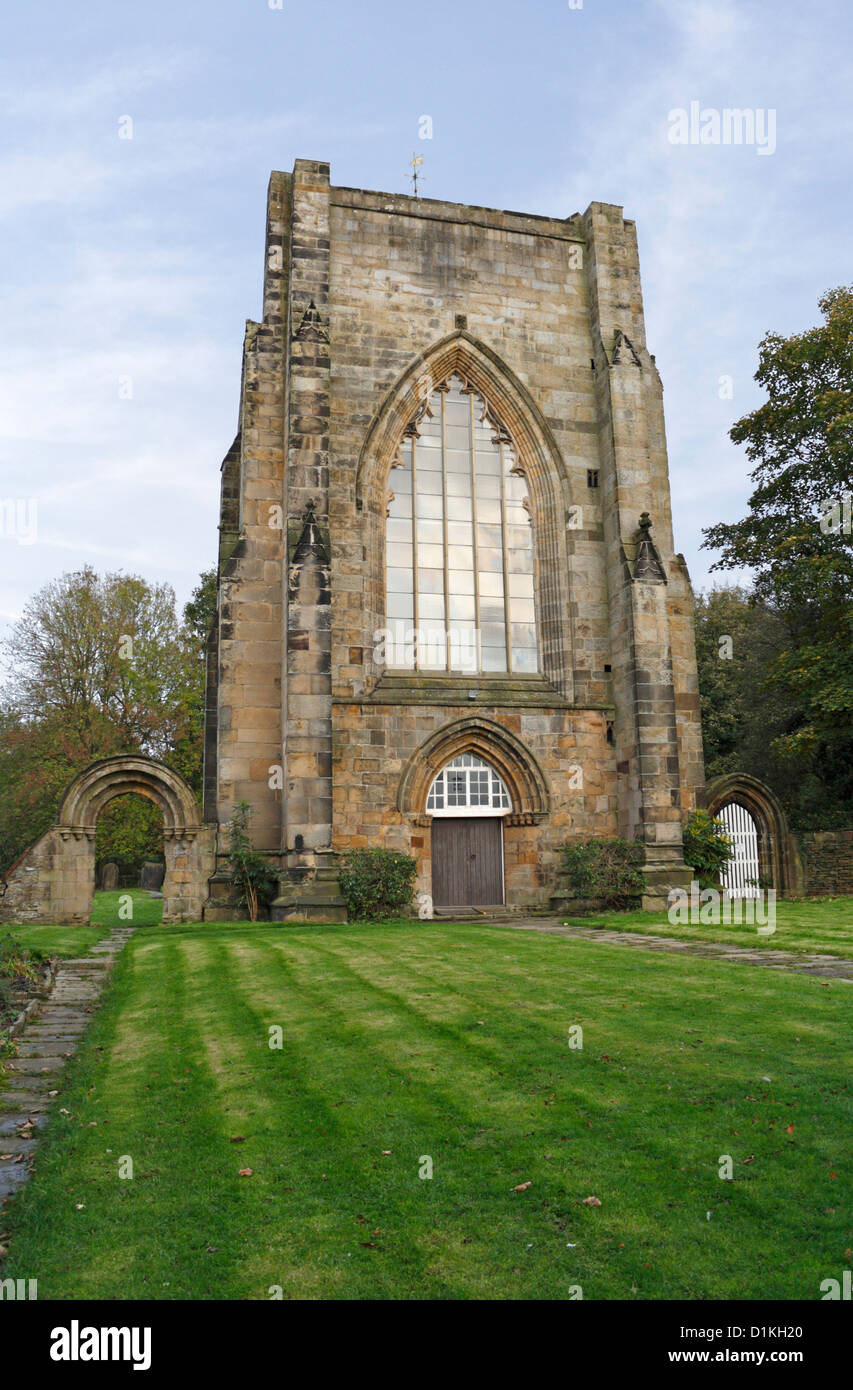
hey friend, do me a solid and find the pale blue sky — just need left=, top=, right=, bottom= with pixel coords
left=1, top=0, right=850, bottom=641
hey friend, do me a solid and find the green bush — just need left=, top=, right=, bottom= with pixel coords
left=682, top=810, right=732, bottom=890
left=226, top=801, right=277, bottom=921
left=561, top=837, right=645, bottom=909
left=339, top=848, right=418, bottom=921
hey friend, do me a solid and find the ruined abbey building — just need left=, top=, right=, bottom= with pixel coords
left=0, top=159, right=708, bottom=926
left=203, top=158, right=704, bottom=920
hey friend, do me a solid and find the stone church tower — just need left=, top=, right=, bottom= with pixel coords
left=203, top=158, right=704, bottom=919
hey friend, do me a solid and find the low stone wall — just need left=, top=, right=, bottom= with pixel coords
left=798, top=829, right=853, bottom=896
left=0, top=828, right=93, bottom=925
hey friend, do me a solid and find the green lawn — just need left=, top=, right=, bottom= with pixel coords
left=3, top=922, right=104, bottom=959
left=4, top=890, right=163, bottom=959
left=90, top=888, right=164, bottom=931
left=560, top=895, right=853, bottom=959
left=1, top=919, right=850, bottom=1300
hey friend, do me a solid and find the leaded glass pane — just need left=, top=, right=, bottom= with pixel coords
left=447, top=521, right=473, bottom=545
left=478, top=571, right=503, bottom=596
left=418, top=568, right=443, bottom=594
left=448, top=594, right=476, bottom=620
left=476, top=476, right=501, bottom=499
left=418, top=543, right=444, bottom=569
left=386, top=542, right=413, bottom=568
left=387, top=567, right=413, bottom=593
left=508, top=572, right=534, bottom=597
left=448, top=567, right=475, bottom=595
left=512, top=646, right=538, bottom=673
left=416, top=493, right=443, bottom=519
left=418, top=519, right=443, bottom=545
left=446, top=495, right=473, bottom=521
left=446, top=470, right=472, bottom=495
left=418, top=593, right=445, bottom=620
left=511, top=598, right=536, bottom=623
left=386, top=592, right=414, bottom=620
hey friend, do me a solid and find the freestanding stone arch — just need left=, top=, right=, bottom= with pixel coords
left=0, top=756, right=216, bottom=925
left=700, top=773, right=802, bottom=897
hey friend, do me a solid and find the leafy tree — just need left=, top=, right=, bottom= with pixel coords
left=168, top=568, right=217, bottom=795
left=94, top=795, right=163, bottom=885
left=3, top=567, right=186, bottom=760
left=702, top=287, right=853, bottom=828
left=226, top=801, right=276, bottom=921
left=0, top=566, right=214, bottom=872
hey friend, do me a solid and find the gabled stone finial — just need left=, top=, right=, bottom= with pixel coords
left=294, top=299, right=329, bottom=341
left=633, top=512, right=666, bottom=583
left=611, top=329, right=642, bottom=368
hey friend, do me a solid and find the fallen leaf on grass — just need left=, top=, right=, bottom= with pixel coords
left=513, top=1181, right=532, bottom=1192
left=238, top=1168, right=254, bottom=1177
left=785, top=1124, right=795, bottom=1134
left=582, top=1196, right=602, bottom=1207
left=230, top=1136, right=246, bottom=1143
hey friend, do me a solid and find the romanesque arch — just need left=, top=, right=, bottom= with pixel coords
left=0, top=756, right=216, bottom=926
left=397, top=716, right=550, bottom=825
left=701, top=773, right=802, bottom=896
left=355, top=330, right=577, bottom=700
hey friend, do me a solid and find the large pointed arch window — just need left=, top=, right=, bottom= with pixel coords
left=384, top=374, right=537, bottom=673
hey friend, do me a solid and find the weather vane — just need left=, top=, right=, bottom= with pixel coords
left=409, top=152, right=424, bottom=197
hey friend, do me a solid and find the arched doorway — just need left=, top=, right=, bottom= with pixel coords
left=427, top=754, right=511, bottom=907
left=0, top=756, right=216, bottom=926
left=395, top=716, right=550, bottom=910
left=700, top=773, right=802, bottom=897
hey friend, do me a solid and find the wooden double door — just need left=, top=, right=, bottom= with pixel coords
left=431, top=817, right=504, bottom=907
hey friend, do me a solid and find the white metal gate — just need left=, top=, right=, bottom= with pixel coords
left=718, top=801, right=761, bottom=898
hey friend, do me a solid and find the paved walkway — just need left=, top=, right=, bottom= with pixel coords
left=492, top=918, right=853, bottom=982
left=0, top=925, right=135, bottom=1206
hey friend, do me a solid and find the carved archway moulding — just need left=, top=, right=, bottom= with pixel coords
left=355, top=328, right=569, bottom=514
left=56, top=755, right=204, bottom=845
left=700, top=772, right=802, bottom=896
left=396, top=716, right=550, bottom=822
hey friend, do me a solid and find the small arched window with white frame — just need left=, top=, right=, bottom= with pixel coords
left=426, top=754, right=511, bottom=817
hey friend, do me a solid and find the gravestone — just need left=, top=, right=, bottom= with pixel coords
left=140, top=861, right=165, bottom=891
left=101, top=862, right=119, bottom=891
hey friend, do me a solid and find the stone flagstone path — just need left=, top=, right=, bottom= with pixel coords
left=0, top=925, right=135, bottom=1206
left=492, top=918, right=853, bottom=982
